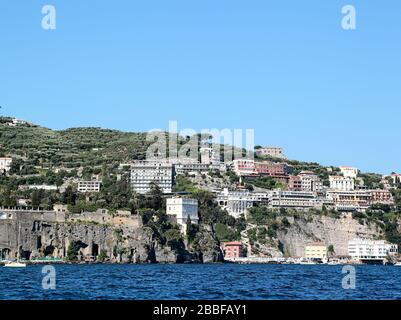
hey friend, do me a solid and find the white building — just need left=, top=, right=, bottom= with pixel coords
left=166, top=198, right=199, bottom=233
left=200, top=147, right=221, bottom=165
left=255, top=147, right=286, bottom=159
left=21, top=185, right=58, bottom=191
left=77, top=181, right=102, bottom=193
left=269, top=190, right=322, bottom=210
left=216, top=188, right=266, bottom=218
left=0, top=157, right=12, bottom=173
left=340, top=166, right=359, bottom=179
left=329, top=176, right=355, bottom=191
left=175, top=163, right=210, bottom=175
left=130, top=161, right=174, bottom=194
left=299, top=171, right=324, bottom=192
left=348, top=239, right=398, bottom=261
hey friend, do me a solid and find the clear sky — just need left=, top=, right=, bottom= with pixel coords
left=1, top=0, right=400, bottom=174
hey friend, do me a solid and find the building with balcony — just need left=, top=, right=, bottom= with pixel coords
left=348, top=239, right=398, bottom=262
left=216, top=188, right=271, bottom=218
left=77, top=181, right=102, bottom=193
left=269, top=190, right=322, bottom=210
left=166, top=197, right=199, bottom=233
left=326, top=190, right=372, bottom=212
left=329, top=176, right=355, bottom=191
left=130, top=161, right=174, bottom=194
left=304, top=243, right=328, bottom=260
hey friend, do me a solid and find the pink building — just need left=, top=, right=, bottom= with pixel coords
left=222, top=241, right=245, bottom=259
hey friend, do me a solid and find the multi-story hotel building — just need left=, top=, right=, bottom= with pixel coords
left=326, top=190, right=371, bottom=211
left=254, top=161, right=294, bottom=176
left=304, top=243, right=328, bottom=260
left=329, top=176, right=355, bottom=191
left=339, top=166, right=359, bottom=179
left=232, top=159, right=257, bottom=176
left=130, top=161, right=174, bottom=194
left=255, top=147, right=286, bottom=159
left=298, top=171, right=324, bottom=192
left=216, top=188, right=262, bottom=218
left=288, top=175, right=302, bottom=191
left=166, top=197, right=199, bottom=233
left=77, top=181, right=102, bottom=193
left=348, top=239, right=398, bottom=262
left=370, top=189, right=394, bottom=205
left=269, top=190, right=322, bottom=210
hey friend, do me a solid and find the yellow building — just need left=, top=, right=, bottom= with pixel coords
left=304, top=243, right=328, bottom=260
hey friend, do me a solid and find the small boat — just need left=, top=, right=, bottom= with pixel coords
left=394, top=262, right=401, bottom=267
left=4, top=260, right=27, bottom=268
left=3, top=224, right=27, bottom=268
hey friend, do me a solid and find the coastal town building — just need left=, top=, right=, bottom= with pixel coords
left=269, top=190, right=322, bottom=210
left=304, top=243, right=328, bottom=260
left=221, top=241, right=246, bottom=259
left=326, top=190, right=371, bottom=212
left=166, top=197, right=199, bottom=233
left=232, top=159, right=294, bottom=178
left=255, top=147, right=286, bottom=159
left=0, top=157, right=12, bottom=173
left=232, top=159, right=257, bottom=176
left=348, top=239, right=398, bottom=262
left=77, top=181, right=102, bottom=193
left=200, top=147, right=221, bottom=165
left=130, top=161, right=174, bottom=194
left=254, top=161, right=294, bottom=176
left=288, top=175, right=302, bottom=191
left=339, top=166, right=359, bottom=179
left=216, top=189, right=261, bottom=218
left=298, top=171, right=324, bottom=192
left=329, top=176, right=355, bottom=191
left=370, top=189, right=394, bottom=205
left=175, top=163, right=210, bottom=175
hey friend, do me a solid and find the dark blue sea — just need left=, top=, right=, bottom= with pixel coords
left=1, top=264, right=400, bottom=300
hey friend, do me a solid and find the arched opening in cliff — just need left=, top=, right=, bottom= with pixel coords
left=44, top=245, right=55, bottom=257
left=21, top=250, right=31, bottom=260
left=37, top=236, right=42, bottom=249
left=92, top=243, right=99, bottom=257
left=0, top=248, right=11, bottom=260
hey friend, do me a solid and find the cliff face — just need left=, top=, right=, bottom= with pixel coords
left=0, top=211, right=223, bottom=264
left=277, top=214, right=382, bottom=257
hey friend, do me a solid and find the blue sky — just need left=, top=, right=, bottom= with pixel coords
left=0, top=1, right=400, bottom=174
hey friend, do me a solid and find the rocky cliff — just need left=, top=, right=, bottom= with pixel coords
left=0, top=210, right=223, bottom=264
left=277, top=214, right=382, bottom=257
left=246, top=213, right=383, bottom=257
